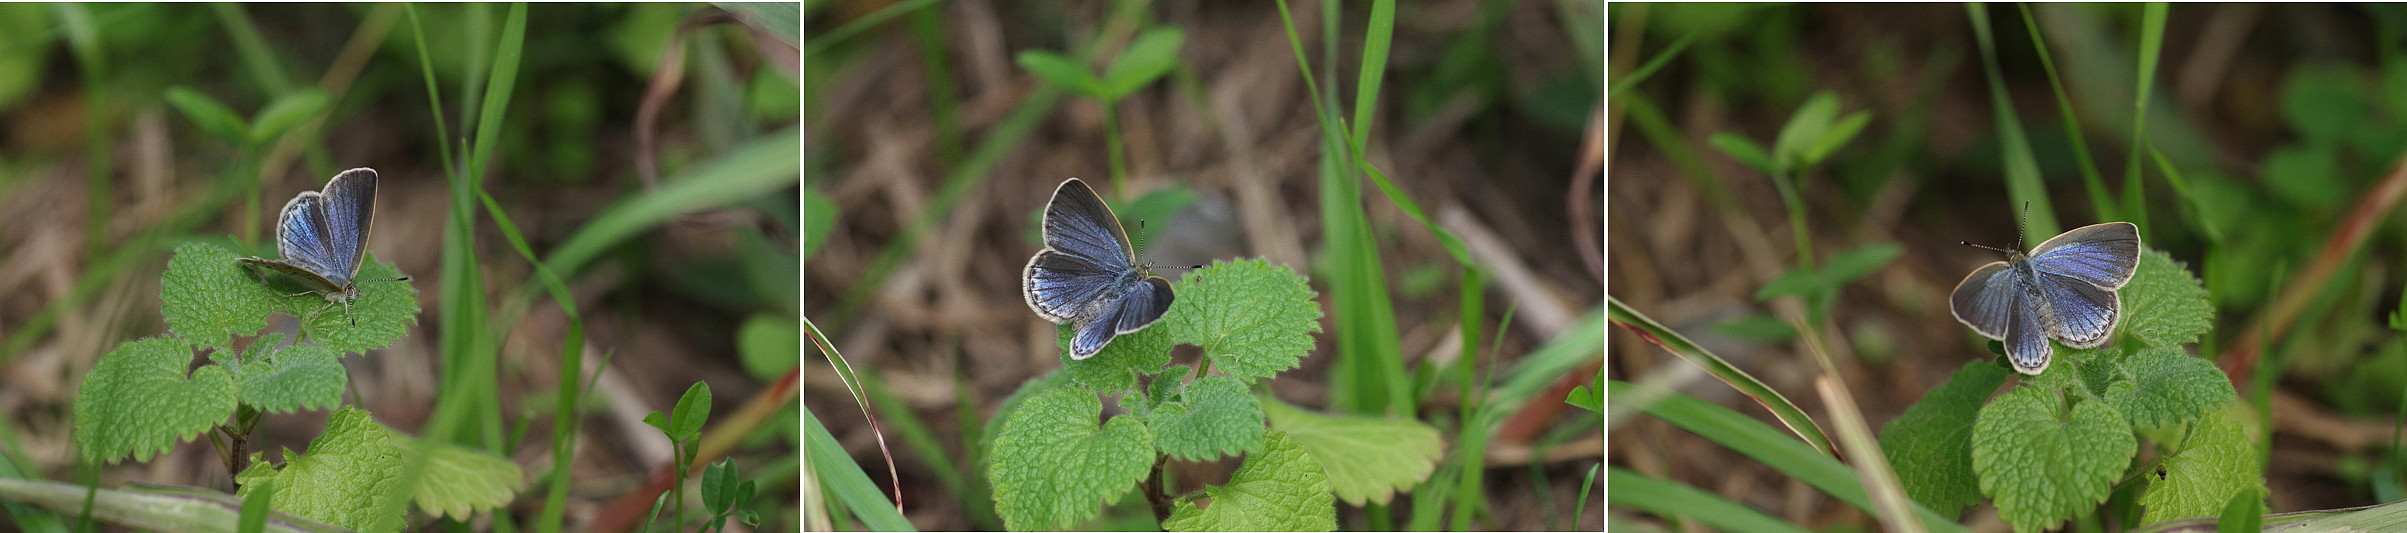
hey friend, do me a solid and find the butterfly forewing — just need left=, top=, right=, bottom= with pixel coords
left=1024, top=249, right=1122, bottom=323
left=1949, top=261, right=2018, bottom=340
left=318, top=168, right=379, bottom=286
left=1042, top=179, right=1137, bottom=267
left=2028, top=222, right=2141, bottom=289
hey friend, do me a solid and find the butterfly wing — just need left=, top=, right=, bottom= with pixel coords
left=2027, top=222, right=2141, bottom=289
left=1024, top=248, right=1122, bottom=324
left=1949, top=261, right=2017, bottom=340
left=2005, top=285, right=2055, bottom=375
left=1113, top=277, right=1174, bottom=334
left=1026, top=179, right=1141, bottom=324
left=269, top=191, right=346, bottom=287
left=1041, top=179, right=1137, bottom=269
left=2034, top=268, right=2122, bottom=347
left=318, top=168, right=379, bottom=287
left=2027, top=221, right=2138, bottom=348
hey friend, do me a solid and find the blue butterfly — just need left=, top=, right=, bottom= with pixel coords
left=1950, top=221, right=2141, bottom=375
left=1023, top=178, right=1174, bottom=359
left=239, top=168, right=410, bottom=325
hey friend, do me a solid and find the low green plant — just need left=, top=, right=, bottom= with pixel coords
left=59, top=242, right=523, bottom=531
left=1878, top=251, right=2251, bottom=531
left=983, top=259, right=1444, bottom=531
left=640, top=382, right=712, bottom=529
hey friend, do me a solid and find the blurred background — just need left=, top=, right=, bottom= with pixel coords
left=1611, top=2, right=2407, bottom=530
left=804, top=0, right=1601, bottom=530
left=0, top=3, right=799, bottom=530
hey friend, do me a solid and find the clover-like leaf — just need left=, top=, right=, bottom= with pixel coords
left=2138, top=408, right=2261, bottom=524
left=1147, top=376, right=1263, bottom=461
left=1165, top=259, right=1323, bottom=383
left=1162, top=431, right=1335, bottom=532
left=1972, top=385, right=2137, bottom=532
left=72, top=336, right=237, bottom=464
left=988, top=387, right=1155, bottom=531
left=2102, top=347, right=2235, bottom=429
left=1262, top=398, right=1441, bottom=506
left=400, top=435, right=526, bottom=521
left=2118, top=251, right=2212, bottom=349
left=1879, top=361, right=2011, bottom=519
left=236, top=409, right=406, bottom=533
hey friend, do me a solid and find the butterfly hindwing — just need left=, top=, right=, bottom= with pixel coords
left=1113, top=276, right=1174, bottom=335
left=2005, top=284, right=2054, bottom=375
left=2035, top=268, right=2122, bottom=347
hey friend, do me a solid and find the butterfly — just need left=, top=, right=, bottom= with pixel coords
left=239, top=168, right=410, bottom=325
left=1950, top=221, right=2141, bottom=375
left=1022, top=178, right=1175, bottom=359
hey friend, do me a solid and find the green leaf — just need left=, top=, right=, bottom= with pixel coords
left=1162, top=431, right=1335, bottom=532
left=1262, top=398, right=1441, bottom=506
left=803, top=186, right=836, bottom=259
left=229, top=341, right=347, bottom=414
left=987, top=387, right=1155, bottom=531
left=1879, top=361, right=2012, bottom=519
left=162, top=242, right=293, bottom=349
left=236, top=409, right=407, bottom=533
left=248, top=88, right=330, bottom=145
left=715, top=1, right=800, bottom=47
left=1754, top=242, right=1901, bottom=300
left=72, top=336, right=237, bottom=464
left=2118, top=250, right=2213, bottom=349
left=2101, top=347, right=2235, bottom=429
left=2280, top=65, right=2370, bottom=145
left=980, top=370, right=1072, bottom=465
left=703, top=458, right=739, bottom=512
left=1143, top=365, right=1194, bottom=416
left=1806, top=111, right=1873, bottom=165
left=2216, top=486, right=2264, bottom=532
left=2139, top=409, right=2261, bottom=524
left=670, top=382, right=714, bottom=442
left=1710, top=313, right=1797, bottom=342
left=1164, top=259, right=1325, bottom=383
left=168, top=241, right=422, bottom=355
left=1609, top=467, right=1814, bottom=533
left=1565, top=370, right=1603, bottom=414
left=738, top=313, right=801, bottom=379
left=1146, top=376, right=1264, bottom=461
left=1017, top=50, right=1103, bottom=97
left=2262, top=144, right=2343, bottom=208
left=1100, top=27, right=1184, bottom=99
left=1058, top=317, right=1176, bottom=394
left=1972, top=385, right=2137, bottom=532
left=1771, top=92, right=1841, bottom=174
left=1708, top=132, right=1774, bottom=174
left=400, top=435, right=526, bottom=521
left=165, top=86, right=251, bottom=145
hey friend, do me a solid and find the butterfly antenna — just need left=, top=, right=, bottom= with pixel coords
left=2015, top=201, right=2030, bottom=251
